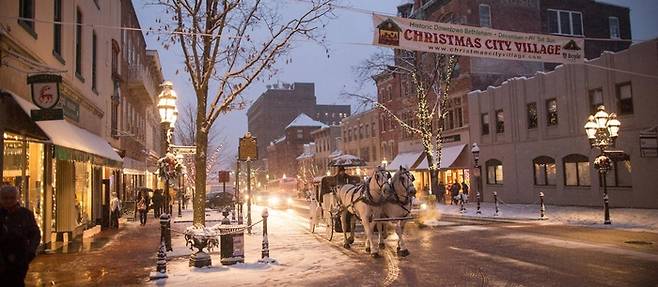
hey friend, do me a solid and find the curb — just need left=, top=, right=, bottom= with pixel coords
left=439, top=213, right=547, bottom=224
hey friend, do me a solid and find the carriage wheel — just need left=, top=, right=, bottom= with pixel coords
left=324, top=214, right=334, bottom=241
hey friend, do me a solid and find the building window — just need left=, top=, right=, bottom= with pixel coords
left=609, top=17, right=620, bottom=39
left=75, top=8, right=83, bottom=78
left=605, top=153, right=632, bottom=187
left=527, top=102, right=538, bottom=129
left=111, top=81, right=120, bottom=138
left=92, top=31, right=98, bottom=92
left=479, top=4, right=491, bottom=28
left=481, top=113, right=490, bottom=135
left=19, top=0, right=35, bottom=33
left=455, top=107, right=463, bottom=128
left=546, top=98, right=558, bottom=126
left=589, top=88, right=603, bottom=113
left=563, top=154, right=590, bottom=187
left=533, top=156, right=556, bottom=186
left=371, top=122, right=376, bottom=137
left=486, top=159, right=503, bottom=185
left=53, top=0, right=62, bottom=58
left=616, top=82, right=633, bottom=115
left=495, top=110, right=504, bottom=133
left=547, top=9, right=583, bottom=36
left=111, top=40, right=120, bottom=76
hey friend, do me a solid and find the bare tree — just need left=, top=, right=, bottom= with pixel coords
left=174, top=102, right=229, bottom=189
left=350, top=49, right=458, bottom=201
left=155, top=0, right=335, bottom=225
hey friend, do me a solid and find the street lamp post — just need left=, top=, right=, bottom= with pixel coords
left=157, top=81, right=178, bottom=215
left=584, top=105, right=621, bottom=225
left=471, top=143, right=482, bottom=215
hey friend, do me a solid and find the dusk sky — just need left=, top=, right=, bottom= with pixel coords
left=135, top=0, right=658, bottom=168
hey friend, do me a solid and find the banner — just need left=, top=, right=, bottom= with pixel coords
left=373, top=14, right=584, bottom=64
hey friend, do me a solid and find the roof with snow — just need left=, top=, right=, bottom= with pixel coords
left=286, top=113, right=327, bottom=129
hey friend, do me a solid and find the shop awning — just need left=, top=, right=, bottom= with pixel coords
left=9, top=92, right=123, bottom=163
left=386, top=151, right=423, bottom=171
left=415, top=144, right=466, bottom=170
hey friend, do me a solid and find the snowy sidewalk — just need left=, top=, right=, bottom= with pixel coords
left=152, top=206, right=366, bottom=286
left=418, top=201, right=658, bottom=233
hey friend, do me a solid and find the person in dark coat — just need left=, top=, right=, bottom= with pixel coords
left=152, top=189, right=162, bottom=218
left=461, top=181, right=470, bottom=203
left=0, top=184, right=41, bottom=287
left=437, top=181, right=446, bottom=204
left=451, top=181, right=461, bottom=205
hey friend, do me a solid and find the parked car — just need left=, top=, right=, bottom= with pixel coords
left=206, top=191, right=235, bottom=209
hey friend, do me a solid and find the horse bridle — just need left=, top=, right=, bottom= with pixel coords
left=392, top=169, right=415, bottom=208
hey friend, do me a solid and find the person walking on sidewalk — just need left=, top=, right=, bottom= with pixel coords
left=137, top=194, right=148, bottom=226
left=438, top=181, right=446, bottom=204
left=451, top=181, right=461, bottom=205
left=109, top=192, right=121, bottom=229
left=461, top=181, right=469, bottom=203
left=0, top=184, right=41, bottom=287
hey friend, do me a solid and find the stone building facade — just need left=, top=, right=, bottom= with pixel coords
left=340, top=109, right=381, bottom=174
left=468, top=39, right=658, bottom=208
left=266, top=114, right=327, bottom=179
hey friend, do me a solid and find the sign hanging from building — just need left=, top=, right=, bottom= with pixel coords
left=27, top=74, right=62, bottom=109
left=372, top=14, right=585, bottom=64
left=238, top=132, right=258, bottom=161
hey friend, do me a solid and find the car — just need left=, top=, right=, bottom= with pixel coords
left=206, top=191, right=235, bottom=209
left=253, top=192, right=293, bottom=209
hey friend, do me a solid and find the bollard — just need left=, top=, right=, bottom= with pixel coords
left=160, top=213, right=173, bottom=251
left=493, top=192, right=500, bottom=217
left=539, top=192, right=547, bottom=220
left=258, top=208, right=276, bottom=263
left=149, top=241, right=168, bottom=280
left=476, top=192, right=482, bottom=214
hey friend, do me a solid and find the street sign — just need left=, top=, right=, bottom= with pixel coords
left=170, top=145, right=196, bottom=155
left=31, top=109, right=64, bottom=121
left=640, top=130, right=657, bottom=158
left=218, top=170, right=230, bottom=183
left=238, top=132, right=258, bottom=161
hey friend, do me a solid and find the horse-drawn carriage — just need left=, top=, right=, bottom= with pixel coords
left=308, top=154, right=418, bottom=257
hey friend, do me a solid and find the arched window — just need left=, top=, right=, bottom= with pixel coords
left=563, top=154, right=590, bottom=187
left=533, top=156, right=556, bottom=186
left=605, top=153, right=632, bottom=187
left=485, top=159, right=503, bottom=185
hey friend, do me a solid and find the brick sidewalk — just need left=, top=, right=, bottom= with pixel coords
left=26, top=216, right=162, bottom=286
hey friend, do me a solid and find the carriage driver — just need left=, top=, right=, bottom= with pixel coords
left=335, top=166, right=348, bottom=186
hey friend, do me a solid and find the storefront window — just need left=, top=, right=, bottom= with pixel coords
left=3, top=132, right=46, bottom=238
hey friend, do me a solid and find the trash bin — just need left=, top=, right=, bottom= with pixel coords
left=217, top=224, right=245, bottom=265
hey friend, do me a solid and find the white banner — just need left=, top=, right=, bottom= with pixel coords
left=373, top=14, right=585, bottom=64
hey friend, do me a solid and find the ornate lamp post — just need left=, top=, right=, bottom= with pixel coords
left=584, top=105, right=621, bottom=225
left=470, top=143, right=482, bottom=214
left=157, top=81, right=178, bottom=214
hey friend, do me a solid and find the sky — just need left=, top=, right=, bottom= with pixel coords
left=135, top=0, right=658, bottom=169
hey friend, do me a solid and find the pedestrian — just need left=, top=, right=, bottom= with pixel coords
left=438, top=181, right=446, bottom=204
left=152, top=189, right=162, bottom=218
left=137, top=194, right=148, bottom=226
left=461, top=181, right=469, bottom=203
left=451, top=181, right=461, bottom=205
left=0, top=184, right=41, bottom=287
left=109, top=192, right=121, bottom=229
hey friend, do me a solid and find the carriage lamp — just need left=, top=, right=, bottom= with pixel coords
left=584, top=105, right=622, bottom=225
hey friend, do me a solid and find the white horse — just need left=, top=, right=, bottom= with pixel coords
left=334, top=166, right=391, bottom=257
left=376, top=166, right=417, bottom=257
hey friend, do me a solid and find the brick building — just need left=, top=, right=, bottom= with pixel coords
left=310, top=126, right=342, bottom=176
left=340, top=109, right=381, bottom=175
left=266, top=114, right=327, bottom=179
left=247, top=82, right=350, bottom=164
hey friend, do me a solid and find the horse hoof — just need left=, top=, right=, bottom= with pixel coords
left=365, top=247, right=371, bottom=253
left=343, top=243, right=351, bottom=249
left=371, top=253, right=381, bottom=259
left=379, top=243, right=386, bottom=249
left=347, top=237, right=355, bottom=244
left=397, top=249, right=410, bottom=257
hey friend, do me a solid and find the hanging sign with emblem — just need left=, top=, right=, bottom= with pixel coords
left=27, top=74, right=62, bottom=109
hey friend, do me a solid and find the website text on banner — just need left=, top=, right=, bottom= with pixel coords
left=372, top=14, right=585, bottom=64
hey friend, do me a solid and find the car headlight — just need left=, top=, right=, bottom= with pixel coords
left=256, top=195, right=262, bottom=202
left=420, top=203, right=428, bottom=210
left=287, top=197, right=293, bottom=204
left=268, top=196, right=280, bottom=205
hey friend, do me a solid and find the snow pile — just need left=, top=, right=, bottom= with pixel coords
left=153, top=206, right=364, bottom=286
left=424, top=202, right=658, bottom=233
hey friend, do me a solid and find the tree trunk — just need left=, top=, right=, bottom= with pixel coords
left=425, top=152, right=441, bottom=203
left=193, top=96, right=208, bottom=226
